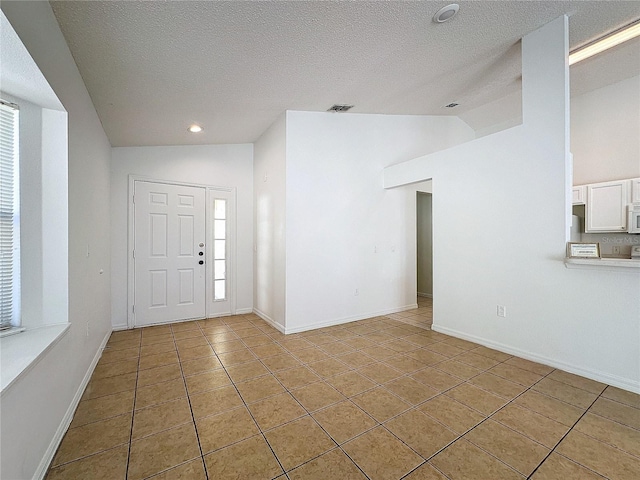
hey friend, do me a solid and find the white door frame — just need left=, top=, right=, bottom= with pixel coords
left=127, top=175, right=237, bottom=328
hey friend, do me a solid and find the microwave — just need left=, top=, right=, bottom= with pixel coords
left=629, top=204, right=640, bottom=234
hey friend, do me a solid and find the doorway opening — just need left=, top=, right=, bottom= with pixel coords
left=415, top=190, right=433, bottom=328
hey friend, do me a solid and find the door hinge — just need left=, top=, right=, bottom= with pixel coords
left=132, top=305, right=135, bottom=313
left=132, top=249, right=135, bottom=258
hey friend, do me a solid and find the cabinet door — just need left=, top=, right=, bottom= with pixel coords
left=586, top=180, right=628, bottom=232
left=572, top=186, right=586, bottom=205
left=631, top=178, right=640, bottom=204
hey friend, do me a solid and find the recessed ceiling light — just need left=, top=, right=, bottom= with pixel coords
left=569, top=19, right=640, bottom=65
left=188, top=124, right=203, bottom=133
left=433, top=4, right=459, bottom=24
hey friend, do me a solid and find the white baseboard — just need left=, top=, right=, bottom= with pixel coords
left=235, top=308, right=253, bottom=315
left=33, top=329, right=111, bottom=480
left=253, top=308, right=285, bottom=334
left=432, top=324, right=640, bottom=394
left=417, top=292, right=433, bottom=298
left=111, top=323, right=128, bottom=331
left=284, top=304, right=419, bottom=335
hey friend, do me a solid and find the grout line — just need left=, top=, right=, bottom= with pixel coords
left=124, top=331, right=142, bottom=480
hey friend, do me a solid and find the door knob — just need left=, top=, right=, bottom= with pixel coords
left=199, top=260, right=204, bottom=265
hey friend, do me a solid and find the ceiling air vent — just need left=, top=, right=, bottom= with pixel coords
left=444, top=102, right=459, bottom=108
left=327, top=104, right=354, bottom=112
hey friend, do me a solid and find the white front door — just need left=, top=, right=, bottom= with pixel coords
left=133, top=181, right=206, bottom=326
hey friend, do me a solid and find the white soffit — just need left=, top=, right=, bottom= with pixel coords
left=49, top=1, right=640, bottom=146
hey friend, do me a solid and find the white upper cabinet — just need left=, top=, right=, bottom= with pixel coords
left=572, top=186, right=586, bottom=205
left=585, top=180, right=629, bottom=232
left=631, top=178, right=640, bottom=204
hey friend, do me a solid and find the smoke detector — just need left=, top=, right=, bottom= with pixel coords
left=444, top=102, right=459, bottom=108
left=433, top=4, right=459, bottom=23
left=327, top=104, right=354, bottom=112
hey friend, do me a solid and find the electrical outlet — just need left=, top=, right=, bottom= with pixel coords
left=497, top=305, right=507, bottom=317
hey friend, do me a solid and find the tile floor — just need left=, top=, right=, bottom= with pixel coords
left=387, top=296, right=433, bottom=329
left=46, top=310, right=640, bottom=479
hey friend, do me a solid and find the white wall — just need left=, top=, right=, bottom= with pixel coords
left=572, top=75, right=640, bottom=185
left=110, top=144, right=254, bottom=329
left=385, top=17, right=640, bottom=393
left=1, top=2, right=113, bottom=479
left=253, top=113, right=287, bottom=330
left=417, top=192, right=433, bottom=296
left=284, top=112, right=474, bottom=332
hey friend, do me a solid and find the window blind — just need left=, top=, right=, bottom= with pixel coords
left=0, top=100, right=19, bottom=330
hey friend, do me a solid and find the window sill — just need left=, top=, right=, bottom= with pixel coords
left=0, top=323, right=70, bottom=394
left=564, top=257, right=640, bottom=272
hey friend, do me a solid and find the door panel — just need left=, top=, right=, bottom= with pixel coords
left=134, top=181, right=206, bottom=326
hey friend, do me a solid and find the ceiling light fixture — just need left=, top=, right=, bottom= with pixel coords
left=569, top=19, right=640, bottom=65
left=433, top=4, right=459, bottom=24
left=327, top=104, right=354, bottom=112
left=188, top=124, right=203, bottom=133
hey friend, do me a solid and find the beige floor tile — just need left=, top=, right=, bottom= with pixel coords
left=305, top=333, right=339, bottom=346
left=504, top=357, right=554, bottom=376
left=146, top=459, right=207, bottom=480
left=556, top=430, right=640, bottom=480
left=141, top=332, right=173, bottom=346
left=293, top=347, right=331, bottom=364
left=248, top=392, right=307, bottom=430
left=99, top=347, right=139, bottom=365
left=288, top=448, right=367, bottom=480
left=189, top=384, right=243, bottom=419
left=171, top=320, right=200, bottom=332
left=174, top=336, right=207, bottom=349
left=488, top=363, right=543, bottom=386
left=601, top=385, right=640, bottom=409
left=464, top=419, right=549, bottom=476
left=435, top=360, right=483, bottom=380
left=336, top=351, right=375, bottom=368
left=445, top=384, right=507, bottom=415
left=132, top=397, right=192, bottom=440
left=92, top=358, right=139, bottom=380
left=441, top=337, right=479, bottom=350
left=106, top=337, right=140, bottom=351
left=138, top=350, right=179, bottom=371
left=533, top=377, right=599, bottom=409
left=363, top=332, right=397, bottom=344
left=343, top=426, right=423, bottom=480
left=261, top=353, right=302, bottom=372
left=469, top=372, right=526, bottom=400
left=173, top=330, right=205, bottom=342
left=128, top=422, right=200, bottom=480
left=137, top=363, right=182, bottom=387
left=291, top=381, right=345, bottom=412
left=242, top=334, right=274, bottom=347
left=491, top=403, right=569, bottom=448
left=325, top=371, right=376, bottom=397
left=471, top=346, right=512, bottom=362
left=386, top=408, right=458, bottom=458
left=203, top=434, right=283, bottom=479
left=358, top=362, right=403, bottom=384
left=52, top=413, right=132, bottom=466
left=424, top=342, right=466, bottom=358
left=411, top=367, right=463, bottom=392
left=46, top=445, right=128, bottom=480
left=351, top=386, right=411, bottom=422
left=312, top=401, right=377, bottom=444
left=514, top=390, right=584, bottom=426
left=274, top=366, right=321, bottom=390
left=265, top=416, right=335, bottom=471
left=575, top=412, right=640, bottom=457
left=419, top=395, right=485, bottom=434
left=71, top=390, right=135, bottom=428
left=530, top=453, right=605, bottom=480
left=319, top=341, right=355, bottom=356
left=180, top=356, right=222, bottom=376
left=218, top=348, right=258, bottom=366
left=82, top=373, right=137, bottom=400
left=251, top=343, right=287, bottom=358
left=385, top=339, right=422, bottom=353
left=430, top=439, right=524, bottom=480
left=547, top=370, right=606, bottom=394
left=136, top=377, right=187, bottom=409
left=184, top=369, right=231, bottom=395
left=455, top=352, right=500, bottom=370
left=384, top=354, right=429, bottom=374
left=236, top=374, right=286, bottom=404
left=342, top=336, right=377, bottom=350
left=384, top=376, right=438, bottom=405
left=589, top=396, right=640, bottom=430
left=359, top=345, right=398, bottom=360
left=403, top=334, right=438, bottom=347
left=140, top=325, right=171, bottom=337
left=277, top=338, right=313, bottom=352
left=307, top=358, right=351, bottom=378
left=235, top=326, right=263, bottom=338
left=140, top=341, right=175, bottom=357
left=211, top=339, right=246, bottom=354
left=405, top=348, right=448, bottom=366
left=403, top=462, right=448, bottom=480
left=196, top=406, right=259, bottom=454
left=226, top=360, right=270, bottom=382
left=177, top=344, right=214, bottom=361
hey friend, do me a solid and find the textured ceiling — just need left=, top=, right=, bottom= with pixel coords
left=49, top=1, right=640, bottom=147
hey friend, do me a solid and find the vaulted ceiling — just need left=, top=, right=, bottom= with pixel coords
left=49, top=1, right=640, bottom=147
